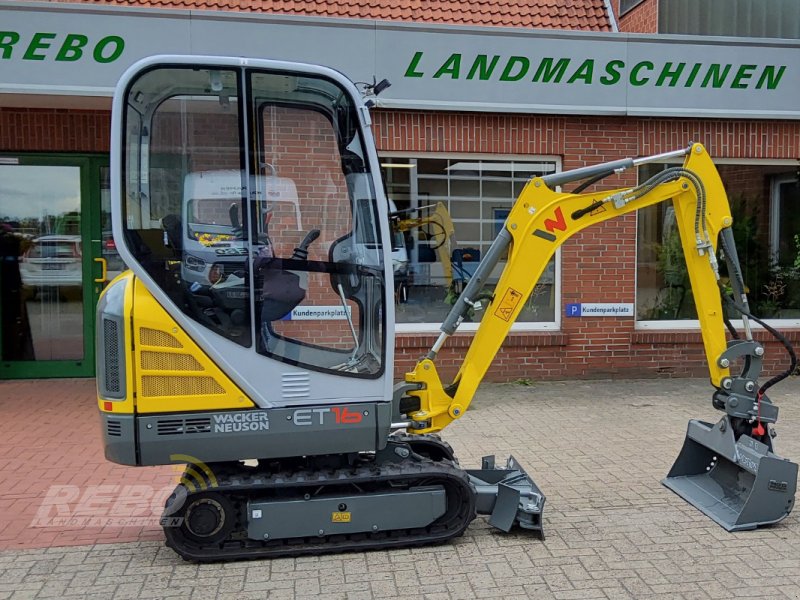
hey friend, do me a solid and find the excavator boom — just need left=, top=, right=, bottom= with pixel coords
left=406, top=145, right=729, bottom=430
left=402, top=143, right=797, bottom=531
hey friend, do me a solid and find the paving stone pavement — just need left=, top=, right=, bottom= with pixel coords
left=1, top=376, right=799, bottom=599
left=0, top=379, right=173, bottom=550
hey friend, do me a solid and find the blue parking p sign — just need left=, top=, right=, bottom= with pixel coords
left=564, top=302, right=635, bottom=317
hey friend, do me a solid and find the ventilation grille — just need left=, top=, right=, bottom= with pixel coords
left=156, top=417, right=212, bottom=435
left=107, top=420, right=122, bottom=437
left=281, top=372, right=311, bottom=399
left=140, top=328, right=183, bottom=348
left=103, top=319, right=121, bottom=394
left=141, top=351, right=203, bottom=372
left=141, top=375, right=225, bottom=397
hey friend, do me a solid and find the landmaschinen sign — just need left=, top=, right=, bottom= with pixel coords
left=1, top=1, right=799, bottom=119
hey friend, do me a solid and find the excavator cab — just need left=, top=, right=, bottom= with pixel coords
left=108, top=57, right=390, bottom=407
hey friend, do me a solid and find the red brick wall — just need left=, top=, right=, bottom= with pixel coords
left=0, top=108, right=109, bottom=152
left=373, top=110, right=800, bottom=381
left=259, top=107, right=362, bottom=348
left=2, top=106, right=799, bottom=382
left=638, top=119, right=800, bottom=159
left=618, top=0, right=658, bottom=33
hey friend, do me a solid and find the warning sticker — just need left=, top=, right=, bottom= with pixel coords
left=331, top=512, right=351, bottom=523
left=494, top=288, right=523, bottom=322
left=590, top=204, right=607, bottom=216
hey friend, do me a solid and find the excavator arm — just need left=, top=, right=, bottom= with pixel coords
left=392, top=202, right=456, bottom=285
left=402, top=142, right=797, bottom=532
left=406, top=143, right=732, bottom=431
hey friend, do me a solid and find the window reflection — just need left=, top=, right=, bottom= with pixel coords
left=381, top=157, right=558, bottom=326
left=636, top=164, right=800, bottom=321
left=0, top=164, right=84, bottom=362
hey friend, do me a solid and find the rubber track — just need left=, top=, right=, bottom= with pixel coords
left=163, top=452, right=476, bottom=562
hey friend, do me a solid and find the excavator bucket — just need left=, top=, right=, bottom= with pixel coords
left=663, top=417, right=797, bottom=531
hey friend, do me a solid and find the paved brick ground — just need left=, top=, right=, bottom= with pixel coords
left=1, top=376, right=799, bottom=599
left=0, top=379, right=173, bottom=550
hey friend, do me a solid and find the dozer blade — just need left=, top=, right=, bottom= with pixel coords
left=466, top=455, right=546, bottom=538
left=663, top=417, right=798, bottom=531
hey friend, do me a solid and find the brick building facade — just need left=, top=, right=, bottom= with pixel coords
left=374, top=110, right=800, bottom=379
left=1, top=0, right=798, bottom=382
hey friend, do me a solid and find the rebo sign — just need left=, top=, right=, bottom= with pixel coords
left=0, top=31, right=125, bottom=63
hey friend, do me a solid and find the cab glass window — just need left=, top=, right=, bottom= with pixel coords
left=249, top=71, right=385, bottom=377
left=122, top=67, right=252, bottom=347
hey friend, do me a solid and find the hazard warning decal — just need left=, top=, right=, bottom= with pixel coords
left=494, top=288, right=523, bottom=322
left=590, top=204, right=607, bottom=216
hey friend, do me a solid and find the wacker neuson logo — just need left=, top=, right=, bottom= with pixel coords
left=213, top=411, right=269, bottom=433
left=0, top=31, right=125, bottom=63
left=404, top=52, right=787, bottom=90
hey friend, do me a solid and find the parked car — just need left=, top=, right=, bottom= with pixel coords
left=19, top=234, right=82, bottom=289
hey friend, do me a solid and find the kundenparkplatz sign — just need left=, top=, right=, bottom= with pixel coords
left=1, top=1, right=798, bottom=119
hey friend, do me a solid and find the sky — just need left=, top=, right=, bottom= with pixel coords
left=0, top=165, right=81, bottom=224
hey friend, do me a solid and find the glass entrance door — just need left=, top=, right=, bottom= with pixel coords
left=0, top=155, right=107, bottom=378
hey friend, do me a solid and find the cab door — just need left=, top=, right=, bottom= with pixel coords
left=0, top=154, right=109, bottom=378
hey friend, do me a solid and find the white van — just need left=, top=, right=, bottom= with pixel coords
left=177, top=170, right=302, bottom=287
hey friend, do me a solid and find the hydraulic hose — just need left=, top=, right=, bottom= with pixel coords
left=719, top=231, right=798, bottom=397
left=571, top=170, right=615, bottom=194
left=719, top=289, right=797, bottom=397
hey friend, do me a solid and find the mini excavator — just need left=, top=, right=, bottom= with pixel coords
left=389, top=201, right=455, bottom=304
left=97, top=55, right=797, bottom=562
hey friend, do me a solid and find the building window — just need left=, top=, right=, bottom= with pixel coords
left=380, top=154, right=560, bottom=331
left=620, top=0, right=647, bottom=16
left=636, top=162, right=800, bottom=326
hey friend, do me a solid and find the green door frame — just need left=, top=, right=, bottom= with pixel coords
left=0, top=153, right=109, bottom=379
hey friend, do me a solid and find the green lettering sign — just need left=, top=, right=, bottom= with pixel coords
left=756, top=65, right=785, bottom=90
left=0, top=31, right=20, bottom=59
left=532, top=58, right=570, bottom=83
left=701, top=64, right=731, bottom=88
left=656, top=62, right=685, bottom=87
left=567, top=59, right=594, bottom=84
left=93, top=36, right=124, bottom=64
left=731, top=64, right=756, bottom=89
left=684, top=63, right=703, bottom=87
left=400, top=52, right=787, bottom=96
left=23, top=32, right=56, bottom=61
left=433, top=54, right=461, bottom=79
left=404, top=51, right=425, bottom=78
left=467, top=55, right=500, bottom=81
left=630, top=61, right=653, bottom=86
left=55, top=34, right=88, bottom=62
left=500, top=56, right=529, bottom=81
left=0, top=31, right=126, bottom=63
left=600, top=59, right=624, bottom=85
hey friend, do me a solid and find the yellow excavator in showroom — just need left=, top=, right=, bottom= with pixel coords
left=389, top=201, right=455, bottom=304
left=97, top=55, right=797, bottom=562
